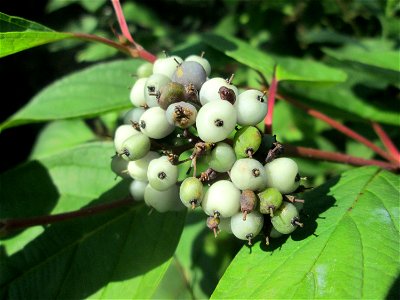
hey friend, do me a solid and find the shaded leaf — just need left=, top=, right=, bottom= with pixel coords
left=212, top=166, right=399, bottom=299
left=1, top=60, right=141, bottom=131
left=0, top=142, right=186, bottom=299
left=202, top=33, right=347, bottom=83
left=0, top=12, right=73, bottom=58
left=30, top=119, right=96, bottom=159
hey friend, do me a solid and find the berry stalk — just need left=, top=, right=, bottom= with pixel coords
left=110, top=0, right=156, bottom=62
left=0, top=197, right=134, bottom=236
left=371, top=121, right=400, bottom=163
left=284, top=144, right=399, bottom=171
left=278, top=92, right=397, bottom=164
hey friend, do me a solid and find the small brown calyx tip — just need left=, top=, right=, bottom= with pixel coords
left=242, top=210, right=248, bottom=221
left=246, top=233, right=253, bottom=246
left=252, top=168, right=260, bottom=177
left=214, top=119, right=224, bottom=127
left=246, top=148, right=254, bottom=158
left=190, top=200, right=197, bottom=210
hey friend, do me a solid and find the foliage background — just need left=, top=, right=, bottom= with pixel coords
left=0, top=0, right=399, bottom=299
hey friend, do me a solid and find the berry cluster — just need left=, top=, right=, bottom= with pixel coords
left=111, top=53, right=305, bottom=245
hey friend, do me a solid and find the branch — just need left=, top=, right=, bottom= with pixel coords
left=0, top=197, right=135, bottom=236
left=264, top=65, right=278, bottom=134
left=71, top=32, right=131, bottom=55
left=284, top=144, right=399, bottom=172
left=110, top=0, right=156, bottom=62
left=371, top=121, right=400, bottom=163
left=278, top=93, right=398, bottom=164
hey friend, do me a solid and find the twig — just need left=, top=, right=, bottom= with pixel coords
left=284, top=144, right=399, bottom=172
left=71, top=32, right=131, bottom=55
left=110, top=0, right=156, bottom=62
left=278, top=93, right=398, bottom=164
left=0, top=197, right=134, bottom=236
left=371, top=121, right=400, bottom=162
left=264, top=65, right=278, bottom=134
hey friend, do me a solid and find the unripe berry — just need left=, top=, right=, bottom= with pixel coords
left=153, top=55, right=183, bottom=78
left=258, top=187, right=283, bottom=216
left=179, top=177, right=204, bottom=209
left=230, top=158, right=268, bottom=191
left=147, top=156, right=178, bottom=191
left=137, top=62, right=153, bottom=78
left=119, top=133, right=151, bottom=161
left=199, top=77, right=238, bottom=106
left=196, top=101, right=237, bottom=143
left=264, top=157, right=300, bottom=194
left=206, top=142, right=236, bottom=172
left=123, top=107, right=145, bottom=125
left=202, top=180, right=240, bottom=218
left=271, top=202, right=302, bottom=234
left=130, top=77, right=148, bottom=107
left=233, top=126, right=262, bottom=158
left=231, top=211, right=264, bottom=245
left=113, top=124, right=140, bottom=153
left=139, top=107, right=175, bottom=139
left=236, top=90, right=268, bottom=126
left=129, top=180, right=147, bottom=202
left=127, top=151, right=160, bottom=181
left=144, top=183, right=184, bottom=213
left=145, top=74, right=171, bottom=107
left=110, top=155, right=129, bottom=178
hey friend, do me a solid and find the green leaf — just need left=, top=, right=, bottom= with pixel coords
left=1, top=60, right=141, bottom=131
left=323, top=47, right=400, bottom=72
left=202, top=33, right=347, bottom=83
left=46, top=0, right=107, bottom=13
left=0, top=142, right=186, bottom=299
left=0, top=12, right=73, bottom=58
left=30, top=119, right=97, bottom=159
left=212, top=167, right=399, bottom=299
left=154, top=211, right=241, bottom=299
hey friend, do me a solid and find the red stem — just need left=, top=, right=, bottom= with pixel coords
left=110, top=0, right=156, bottom=62
left=278, top=93, right=398, bottom=164
left=371, top=121, right=400, bottom=162
left=264, top=65, right=278, bottom=134
left=0, top=197, right=134, bottom=235
left=284, top=144, right=399, bottom=172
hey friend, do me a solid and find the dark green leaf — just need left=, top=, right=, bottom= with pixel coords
left=0, top=142, right=186, bottom=299
left=1, top=60, right=141, bottom=131
left=212, top=167, right=399, bottom=299
left=0, top=12, right=73, bottom=58
left=30, top=119, right=96, bottom=159
left=202, top=33, right=347, bottom=83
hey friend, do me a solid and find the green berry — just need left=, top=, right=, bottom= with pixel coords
left=271, top=202, right=302, bottom=234
left=157, top=82, right=186, bottom=110
left=206, top=142, right=236, bottom=172
left=147, top=156, right=178, bottom=191
left=264, top=157, right=300, bottom=194
left=231, top=211, right=264, bottom=245
left=233, top=126, right=262, bottom=158
left=119, top=133, right=151, bottom=161
left=179, top=177, right=204, bottom=209
left=258, top=187, right=283, bottom=216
